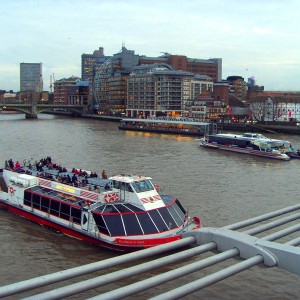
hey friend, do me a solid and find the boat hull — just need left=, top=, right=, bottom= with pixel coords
left=287, top=153, right=300, bottom=159
left=0, top=200, right=182, bottom=252
left=200, top=142, right=290, bottom=160
left=118, top=126, right=203, bottom=137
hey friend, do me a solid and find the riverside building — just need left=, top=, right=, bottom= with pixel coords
left=127, top=63, right=200, bottom=118
left=139, top=53, right=222, bottom=82
left=93, top=46, right=139, bottom=115
left=20, top=63, right=43, bottom=92
left=89, top=46, right=222, bottom=115
left=53, top=76, right=80, bottom=104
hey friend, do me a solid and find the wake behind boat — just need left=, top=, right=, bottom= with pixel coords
left=0, top=158, right=200, bottom=252
left=199, top=133, right=291, bottom=161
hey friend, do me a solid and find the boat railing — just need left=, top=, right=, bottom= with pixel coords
left=39, top=177, right=101, bottom=202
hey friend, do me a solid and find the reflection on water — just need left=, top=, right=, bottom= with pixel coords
left=0, top=113, right=300, bottom=299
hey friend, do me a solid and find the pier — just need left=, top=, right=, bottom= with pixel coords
left=0, top=203, right=299, bottom=299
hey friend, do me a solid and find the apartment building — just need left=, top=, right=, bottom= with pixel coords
left=89, top=46, right=223, bottom=115
left=139, top=54, right=222, bottom=82
left=53, top=76, right=80, bottom=104
left=127, top=63, right=195, bottom=117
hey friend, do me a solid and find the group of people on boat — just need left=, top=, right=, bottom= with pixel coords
left=4, top=157, right=111, bottom=193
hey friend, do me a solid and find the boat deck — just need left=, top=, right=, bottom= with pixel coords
left=22, top=167, right=112, bottom=191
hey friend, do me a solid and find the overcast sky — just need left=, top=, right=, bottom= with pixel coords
left=1, top=0, right=299, bottom=92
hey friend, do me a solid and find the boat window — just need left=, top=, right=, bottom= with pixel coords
left=24, top=190, right=32, bottom=206
left=70, top=207, right=81, bottom=224
left=160, top=195, right=175, bottom=206
left=113, top=204, right=132, bottom=213
left=40, top=196, right=50, bottom=212
left=32, top=193, right=41, bottom=209
left=103, top=215, right=125, bottom=236
left=50, top=199, right=60, bottom=217
left=168, top=205, right=185, bottom=225
left=60, top=203, right=71, bottom=220
left=122, top=204, right=143, bottom=212
left=92, top=213, right=109, bottom=235
left=148, top=210, right=169, bottom=232
left=131, top=180, right=154, bottom=193
left=157, top=207, right=178, bottom=229
left=136, top=213, right=158, bottom=234
left=126, top=183, right=134, bottom=192
left=175, top=199, right=187, bottom=215
left=102, top=205, right=120, bottom=214
left=122, top=214, right=144, bottom=235
left=112, top=180, right=120, bottom=189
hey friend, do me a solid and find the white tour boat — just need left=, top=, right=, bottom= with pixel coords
left=199, top=133, right=291, bottom=161
left=0, top=159, right=200, bottom=252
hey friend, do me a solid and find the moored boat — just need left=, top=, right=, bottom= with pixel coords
left=0, top=159, right=200, bottom=252
left=199, top=133, right=291, bottom=161
left=119, top=117, right=218, bottom=136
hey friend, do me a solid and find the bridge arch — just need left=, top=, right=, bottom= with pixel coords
left=1, top=104, right=85, bottom=118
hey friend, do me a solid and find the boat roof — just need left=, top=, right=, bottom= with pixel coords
left=121, top=118, right=211, bottom=126
left=253, top=139, right=286, bottom=145
left=209, top=133, right=268, bottom=140
left=109, top=174, right=151, bottom=183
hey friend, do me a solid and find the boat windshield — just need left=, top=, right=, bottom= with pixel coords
left=252, top=139, right=287, bottom=151
left=131, top=180, right=154, bottom=193
left=243, top=133, right=266, bottom=139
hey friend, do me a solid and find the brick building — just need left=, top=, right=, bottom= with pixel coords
left=54, top=76, right=80, bottom=104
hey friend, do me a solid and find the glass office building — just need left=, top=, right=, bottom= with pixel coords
left=20, top=63, right=43, bottom=92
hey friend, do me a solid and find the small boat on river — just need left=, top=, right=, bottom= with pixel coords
left=0, top=158, right=200, bottom=252
left=199, top=133, right=291, bottom=161
left=119, top=117, right=218, bottom=136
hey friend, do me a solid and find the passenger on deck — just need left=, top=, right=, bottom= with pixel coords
left=72, top=168, right=79, bottom=175
left=90, top=171, right=98, bottom=178
left=65, top=175, right=71, bottom=183
left=82, top=178, right=89, bottom=187
left=105, top=183, right=111, bottom=191
left=9, top=159, right=14, bottom=169
left=94, top=185, right=101, bottom=193
left=102, top=170, right=108, bottom=179
left=72, top=174, right=77, bottom=183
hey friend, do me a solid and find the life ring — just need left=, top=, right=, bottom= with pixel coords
left=104, top=193, right=119, bottom=203
left=9, top=186, right=14, bottom=194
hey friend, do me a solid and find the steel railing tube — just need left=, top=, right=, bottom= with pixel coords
left=0, top=236, right=196, bottom=298
left=88, top=248, right=239, bottom=300
left=261, top=223, right=300, bottom=242
left=225, top=204, right=300, bottom=230
left=149, top=255, right=264, bottom=300
left=243, top=212, right=300, bottom=236
left=23, top=242, right=216, bottom=300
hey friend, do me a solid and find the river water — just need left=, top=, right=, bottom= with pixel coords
left=0, top=112, right=299, bottom=299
